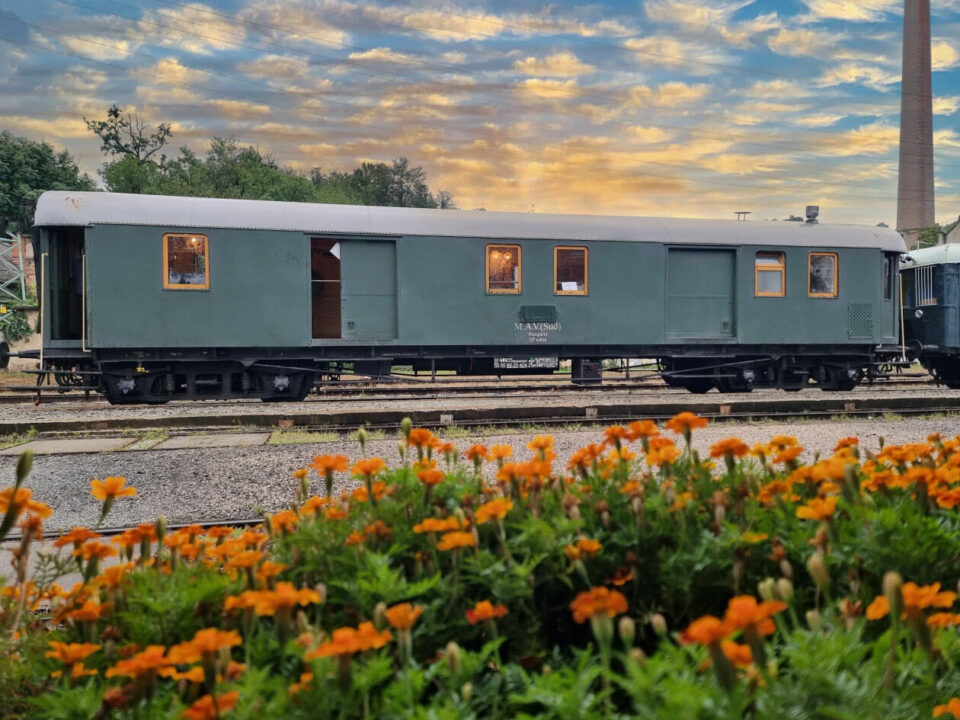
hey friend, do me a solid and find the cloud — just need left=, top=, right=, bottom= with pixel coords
left=205, top=99, right=271, bottom=119
left=516, top=78, right=579, bottom=99
left=934, top=96, right=960, bottom=115
left=141, top=3, right=245, bottom=55
left=348, top=47, right=418, bottom=65
left=643, top=0, right=780, bottom=47
left=622, top=36, right=730, bottom=72
left=933, top=39, right=960, bottom=71
left=742, top=79, right=812, bottom=99
left=795, top=113, right=845, bottom=127
left=802, top=0, right=900, bottom=22
left=514, top=51, right=595, bottom=77
left=239, top=55, right=310, bottom=79
left=817, top=63, right=899, bottom=89
left=442, top=52, right=467, bottom=64
left=626, top=126, right=672, bottom=143
left=768, top=27, right=837, bottom=57
left=818, top=122, right=898, bottom=157
left=627, top=81, right=711, bottom=108
left=151, top=58, right=210, bottom=87
left=0, top=114, right=91, bottom=139
left=58, top=34, right=134, bottom=60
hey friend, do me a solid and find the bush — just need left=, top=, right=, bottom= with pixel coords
left=4, top=417, right=960, bottom=718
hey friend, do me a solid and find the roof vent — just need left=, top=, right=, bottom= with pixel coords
left=805, top=206, right=819, bottom=224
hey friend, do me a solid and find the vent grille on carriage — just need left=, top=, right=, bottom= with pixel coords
left=847, top=303, right=873, bottom=338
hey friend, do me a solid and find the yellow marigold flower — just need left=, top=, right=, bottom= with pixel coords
left=181, top=691, right=239, bottom=720
left=570, top=587, right=627, bottom=623
left=385, top=603, right=423, bottom=631
left=769, top=435, right=799, bottom=451
left=795, top=496, right=838, bottom=521
left=466, top=600, right=508, bottom=624
left=90, top=477, right=136, bottom=501
left=436, top=531, right=476, bottom=551
left=475, top=498, right=513, bottom=524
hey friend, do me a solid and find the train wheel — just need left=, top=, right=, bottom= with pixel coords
left=679, top=379, right=714, bottom=394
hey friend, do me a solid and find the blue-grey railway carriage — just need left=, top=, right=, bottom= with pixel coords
left=24, top=191, right=906, bottom=403
left=902, top=245, right=960, bottom=387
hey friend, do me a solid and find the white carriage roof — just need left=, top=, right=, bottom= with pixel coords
left=35, top=191, right=907, bottom=252
left=901, top=244, right=960, bottom=267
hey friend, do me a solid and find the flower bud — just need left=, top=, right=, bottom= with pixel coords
left=618, top=616, right=636, bottom=648
left=397, top=442, right=406, bottom=462
left=460, top=682, right=473, bottom=700
left=296, top=609, right=311, bottom=634
left=883, top=571, right=904, bottom=618
left=400, top=417, right=413, bottom=441
left=779, top=558, right=794, bottom=581
left=444, top=641, right=462, bottom=674
left=155, top=515, right=167, bottom=545
left=373, top=601, right=388, bottom=631
left=629, top=647, right=647, bottom=666
left=313, top=582, right=327, bottom=604
left=356, top=427, right=368, bottom=454
left=776, top=578, right=794, bottom=603
left=806, top=552, right=830, bottom=589
left=805, top=609, right=822, bottom=630
left=757, top=577, right=776, bottom=602
left=650, top=612, right=668, bottom=636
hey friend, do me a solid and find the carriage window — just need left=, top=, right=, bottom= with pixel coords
left=808, top=252, right=838, bottom=297
left=487, top=244, right=521, bottom=293
left=555, top=246, right=587, bottom=294
left=755, top=252, right=785, bottom=297
left=916, top=265, right=937, bottom=306
left=163, top=233, right=209, bottom=290
left=883, top=255, right=894, bottom=301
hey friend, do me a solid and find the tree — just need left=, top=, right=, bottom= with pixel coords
left=85, top=105, right=172, bottom=193
left=0, top=130, right=95, bottom=232
left=917, top=225, right=942, bottom=249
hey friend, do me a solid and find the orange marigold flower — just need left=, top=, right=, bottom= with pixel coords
left=466, top=600, right=508, bottom=624
left=603, top=426, right=631, bottom=447
left=437, top=531, right=476, bottom=551
left=927, top=613, right=960, bottom=629
left=465, top=444, right=488, bottom=461
left=181, top=691, right=239, bottom=720
left=301, top=496, right=331, bottom=515
left=769, top=435, right=799, bottom=451
left=345, top=531, right=365, bottom=546
left=772, top=446, right=805, bottom=464
left=412, top=516, right=461, bottom=534
left=867, top=582, right=957, bottom=621
left=564, top=537, right=602, bottom=560
left=680, top=616, right=730, bottom=646
left=90, top=476, right=136, bottom=501
left=527, top=435, right=555, bottom=453
left=45, top=641, right=100, bottom=665
left=0, top=487, right=53, bottom=519
left=646, top=443, right=680, bottom=467
left=935, top=699, right=960, bottom=718
left=417, top=469, right=446, bottom=486
left=270, top=510, right=298, bottom=534
left=73, top=541, right=118, bottom=561
left=225, top=550, right=264, bottom=570
left=325, top=507, right=349, bottom=521
left=205, top=526, right=233, bottom=540
left=709, top=438, right=750, bottom=460
left=665, top=412, right=708, bottom=435
left=795, top=496, right=838, bottom=521
left=352, top=458, right=386, bottom=477
left=97, top=563, right=135, bottom=590
left=475, top=498, right=513, bottom=524
left=385, top=603, right=423, bottom=631
left=167, top=628, right=242, bottom=664
left=53, top=527, right=100, bottom=549
left=310, top=454, right=349, bottom=474
left=628, top=420, right=660, bottom=440
left=570, top=587, right=628, bottom=623
left=723, top=595, right=787, bottom=636
left=364, top=520, right=392, bottom=540
left=487, top=444, right=513, bottom=461
left=105, top=645, right=170, bottom=678
left=721, top=640, right=753, bottom=668
left=252, top=582, right=321, bottom=616
left=306, top=622, right=392, bottom=659
left=407, top=428, right=436, bottom=448
left=65, top=599, right=108, bottom=622
left=607, top=566, right=635, bottom=586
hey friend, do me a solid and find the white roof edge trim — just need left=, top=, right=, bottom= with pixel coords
left=34, top=191, right=907, bottom=252
left=902, top=244, right=960, bottom=267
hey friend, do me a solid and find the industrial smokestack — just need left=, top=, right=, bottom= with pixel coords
left=897, top=0, right=935, bottom=249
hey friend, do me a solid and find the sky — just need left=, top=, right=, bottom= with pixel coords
left=1, top=0, right=959, bottom=225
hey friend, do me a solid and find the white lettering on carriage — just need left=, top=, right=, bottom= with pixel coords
left=514, top=322, right=562, bottom=343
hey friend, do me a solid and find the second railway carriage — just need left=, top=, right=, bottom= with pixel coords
left=902, top=245, right=960, bottom=387
left=23, top=191, right=906, bottom=403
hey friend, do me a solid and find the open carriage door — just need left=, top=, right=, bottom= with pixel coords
left=311, top=238, right=342, bottom=339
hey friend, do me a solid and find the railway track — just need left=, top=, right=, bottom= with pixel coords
left=2, top=517, right=264, bottom=546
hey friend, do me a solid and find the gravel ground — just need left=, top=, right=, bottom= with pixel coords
left=0, top=415, right=957, bottom=532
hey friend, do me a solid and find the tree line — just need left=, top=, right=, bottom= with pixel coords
left=0, top=105, right=454, bottom=232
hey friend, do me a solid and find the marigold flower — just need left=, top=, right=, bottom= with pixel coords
left=205, top=526, right=234, bottom=540
left=795, top=496, right=838, bottom=521
left=310, top=454, right=349, bottom=474
left=0, top=487, right=53, bottom=519
left=345, top=531, right=365, bottom=547
left=436, top=531, right=476, bottom=551
left=570, top=587, right=628, bottom=623
left=385, top=603, right=423, bottom=631
left=607, top=566, right=635, bottom=586
left=603, top=425, right=631, bottom=447
left=45, top=641, right=100, bottom=665
left=466, top=600, right=508, bottom=624
left=465, top=444, right=488, bottom=461
left=527, top=435, right=555, bottom=453
left=487, top=444, right=513, bottom=462
left=90, top=477, right=137, bottom=501
left=352, top=458, right=386, bottom=477
left=74, top=541, right=118, bottom=561
left=934, top=698, right=960, bottom=718
left=866, top=582, right=957, bottom=621
left=628, top=420, right=660, bottom=440
left=721, top=640, right=753, bottom=668
left=225, top=550, right=264, bottom=570
left=53, top=527, right=100, bottom=549
left=181, top=691, right=239, bottom=720
left=665, top=412, right=708, bottom=436
left=97, top=563, right=135, bottom=590
left=417, top=469, right=446, bottom=486
left=709, top=438, right=750, bottom=460
left=769, top=435, right=799, bottom=451
left=65, top=599, right=108, bottom=622
left=680, top=616, right=730, bottom=646
left=252, top=582, right=321, bottom=616
left=407, top=428, right=436, bottom=448
left=412, top=516, right=461, bottom=534
left=305, top=622, right=392, bottom=659
left=772, top=446, right=805, bottom=464
left=105, top=645, right=170, bottom=678
left=325, top=507, right=349, bottom=521
left=723, top=595, right=786, bottom=636
left=167, top=628, right=242, bottom=664
left=475, top=498, right=513, bottom=524
left=270, top=510, right=298, bottom=534
left=927, top=613, right=960, bottom=629
left=564, top=537, right=602, bottom=561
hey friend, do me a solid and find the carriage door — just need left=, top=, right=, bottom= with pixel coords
left=311, top=238, right=341, bottom=339
left=49, top=228, right=85, bottom=342
left=666, top=248, right=736, bottom=339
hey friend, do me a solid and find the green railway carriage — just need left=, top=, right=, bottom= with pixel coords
left=901, top=245, right=960, bottom=387
left=23, top=191, right=906, bottom=403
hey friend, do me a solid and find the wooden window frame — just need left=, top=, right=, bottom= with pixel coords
left=754, top=251, right=785, bottom=297
left=163, top=233, right=210, bottom=290
left=808, top=252, right=838, bottom=298
left=485, top=243, right=522, bottom=294
left=553, top=245, right=588, bottom=296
